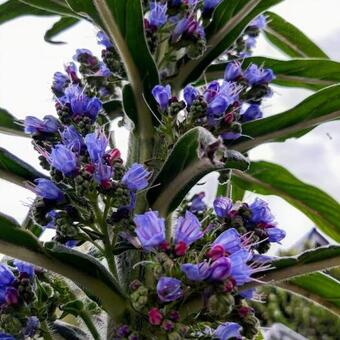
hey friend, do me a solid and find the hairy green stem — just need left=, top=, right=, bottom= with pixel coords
left=80, top=311, right=102, bottom=340
left=41, top=320, right=53, bottom=340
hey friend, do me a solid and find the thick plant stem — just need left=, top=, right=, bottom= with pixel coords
left=80, top=311, right=102, bottom=340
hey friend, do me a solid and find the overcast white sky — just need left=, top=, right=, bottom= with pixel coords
left=0, top=0, right=339, bottom=252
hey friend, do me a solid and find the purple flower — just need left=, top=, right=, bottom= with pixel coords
left=65, top=62, right=78, bottom=82
left=189, top=192, right=206, bottom=213
left=52, top=72, right=69, bottom=95
left=13, top=260, right=34, bottom=278
left=183, top=84, right=198, bottom=107
left=224, top=61, right=242, bottom=81
left=174, top=211, right=203, bottom=246
left=95, top=62, right=111, bottom=77
left=209, top=257, right=231, bottom=281
left=149, top=2, right=168, bottom=28
left=266, top=226, right=286, bottom=243
left=23, top=316, right=40, bottom=337
left=181, top=261, right=211, bottom=281
left=203, top=81, right=220, bottom=103
left=171, top=16, right=204, bottom=42
left=215, top=322, right=242, bottom=340
left=134, top=211, right=166, bottom=250
left=152, top=84, right=171, bottom=111
left=73, top=48, right=94, bottom=63
left=157, top=277, right=183, bottom=302
left=33, top=179, right=64, bottom=202
left=242, top=104, right=262, bottom=122
left=207, top=95, right=228, bottom=116
left=0, top=333, right=14, bottom=340
left=24, top=115, right=60, bottom=134
left=0, top=264, right=15, bottom=286
left=239, top=288, right=256, bottom=300
left=50, top=144, right=78, bottom=175
left=94, top=162, right=112, bottom=187
left=221, top=131, right=241, bottom=140
left=122, top=163, right=151, bottom=191
left=214, top=197, right=233, bottom=217
left=249, top=198, right=275, bottom=225
left=244, top=64, right=275, bottom=85
left=61, top=126, right=84, bottom=154
left=97, top=31, right=113, bottom=49
left=212, top=228, right=242, bottom=254
left=203, top=0, right=222, bottom=12
left=245, top=36, right=257, bottom=49
left=249, top=14, right=266, bottom=30
left=230, top=250, right=252, bottom=286
left=84, top=130, right=108, bottom=163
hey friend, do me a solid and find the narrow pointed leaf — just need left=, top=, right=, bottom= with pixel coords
left=0, top=147, right=46, bottom=187
left=0, top=212, right=126, bottom=318
left=147, top=127, right=249, bottom=216
left=0, top=107, right=26, bottom=136
left=205, top=57, right=340, bottom=91
left=44, top=17, right=79, bottom=44
left=233, top=161, right=340, bottom=242
left=173, top=0, right=283, bottom=88
left=233, top=84, right=340, bottom=152
left=19, top=0, right=78, bottom=17
left=264, top=11, right=328, bottom=58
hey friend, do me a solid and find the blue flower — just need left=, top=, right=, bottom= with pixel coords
left=239, top=288, right=256, bottom=300
left=249, top=14, right=266, bottom=30
left=23, top=316, right=40, bottom=337
left=214, top=197, right=233, bottom=217
left=230, top=250, right=253, bottom=286
left=209, top=257, right=231, bottom=281
left=73, top=48, right=94, bottom=62
left=203, top=81, right=220, bottom=103
left=249, top=197, right=275, bottom=225
left=94, top=162, right=112, bottom=187
left=203, top=0, right=222, bottom=12
left=61, top=126, right=84, bottom=154
left=0, top=333, right=15, bottom=340
left=207, top=95, right=229, bottom=116
left=0, top=264, right=15, bottom=287
left=224, top=61, right=242, bottom=81
left=33, top=179, right=64, bottom=202
left=174, top=210, right=203, bottom=246
left=122, top=163, right=151, bottom=191
left=245, top=36, right=257, bottom=49
left=97, top=31, right=113, bottom=49
left=52, top=72, right=69, bottom=95
left=149, top=2, right=168, bottom=28
left=152, top=84, right=171, bottom=111
left=266, top=227, right=286, bottom=243
left=244, top=64, right=275, bottom=85
left=65, top=62, right=78, bottom=82
left=242, top=104, right=262, bottom=122
left=221, top=131, right=241, bottom=140
left=214, top=322, right=242, bottom=340
left=24, top=115, right=60, bottom=134
left=181, top=261, right=211, bottom=281
left=13, top=260, right=34, bottom=278
left=189, top=192, right=206, bottom=213
left=171, top=16, right=204, bottom=42
left=84, top=130, right=108, bottom=163
left=50, top=144, right=78, bottom=175
left=157, top=277, right=183, bottom=302
left=134, top=211, right=166, bottom=250
left=183, top=84, right=198, bottom=107
left=95, top=62, right=112, bottom=78
left=212, top=228, right=242, bottom=254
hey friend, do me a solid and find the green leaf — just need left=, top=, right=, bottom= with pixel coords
left=205, top=57, right=340, bottom=91
left=19, top=0, right=78, bottom=17
left=173, top=0, right=283, bottom=88
left=279, top=272, right=340, bottom=316
left=0, top=147, right=46, bottom=187
left=44, top=17, right=79, bottom=44
left=0, top=107, right=26, bottom=137
left=233, top=161, right=340, bottom=242
left=0, top=0, right=54, bottom=25
left=147, top=127, right=249, bottom=216
left=0, top=212, right=126, bottom=319
left=233, top=84, right=340, bottom=152
left=264, top=11, right=328, bottom=58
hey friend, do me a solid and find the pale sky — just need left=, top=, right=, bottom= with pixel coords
left=0, top=0, right=339, bottom=252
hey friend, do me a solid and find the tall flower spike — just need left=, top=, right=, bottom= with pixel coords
left=50, top=144, right=78, bottom=175
left=122, top=163, right=151, bottom=191
left=157, top=277, right=183, bottom=302
left=134, top=211, right=166, bottom=250
left=33, top=179, right=64, bottom=202
left=214, top=322, right=242, bottom=340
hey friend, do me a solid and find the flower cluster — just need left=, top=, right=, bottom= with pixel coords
left=152, top=60, right=274, bottom=146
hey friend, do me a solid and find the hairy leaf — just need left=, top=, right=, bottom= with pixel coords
left=264, top=11, right=328, bottom=58
left=233, top=161, right=340, bottom=242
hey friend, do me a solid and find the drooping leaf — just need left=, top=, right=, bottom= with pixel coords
left=264, top=11, right=328, bottom=58
left=19, top=0, right=78, bottom=17
left=173, top=0, right=283, bottom=88
left=279, top=272, right=340, bottom=316
left=0, top=0, right=54, bottom=25
left=205, top=57, right=340, bottom=91
left=232, top=84, right=340, bottom=152
left=44, top=16, right=79, bottom=44
left=147, top=127, right=249, bottom=216
left=0, top=212, right=126, bottom=318
left=233, top=161, right=340, bottom=242
left=0, top=147, right=46, bottom=187
left=0, top=107, right=26, bottom=137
